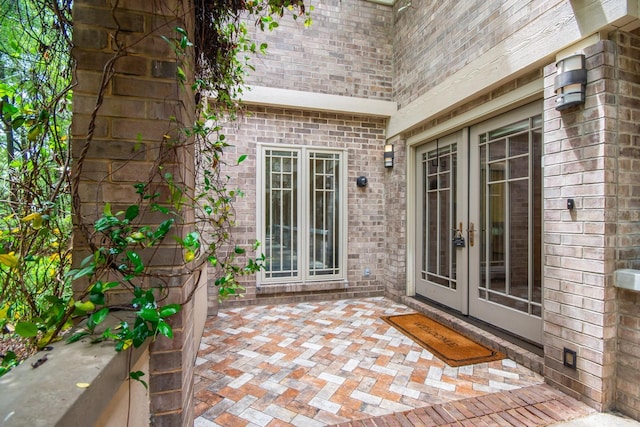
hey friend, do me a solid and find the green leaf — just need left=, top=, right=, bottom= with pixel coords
left=1, top=101, right=18, bottom=117
left=129, top=371, right=148, bottom=390
left=156, top=320, right=173, bottom=339
left=103, top=281, right=120, bottom=291
left=153, top=219, right=174, bottom=241
left=89, top=292, right=105, bottom=305
left=132, top=321, right=150, bottom=347
left=11, top=115, right=25, bottom=130
left=15, top=322, right=38, bottom=338
left=68, top=265, right=95, bottom=280
left=138, top=307, right=159, bottom=323
left=126, top=251, right=144, bottom=274
left=159, top=304, right=181, bottom=318
left=74, top=300, right=95, bottom=312
left=90, top=307, right=109, bottom=326
left=0, top=253, right=19, bottom=268
left=125, top=205, right=139, bottom=221
left=237, top=154, right=248, bottom=164
left=66, top=331, right=91, bottom=344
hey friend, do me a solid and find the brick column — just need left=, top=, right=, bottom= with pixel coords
left=72, top=1, right=198, bottom=425
left=384, top=135, right=407, bottom=300
left=610, top=31, right=640, bottom=420
left=542, top=40, right=618, bottom=411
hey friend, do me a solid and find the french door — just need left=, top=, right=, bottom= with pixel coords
left=415, top=102, right=543, bottom=344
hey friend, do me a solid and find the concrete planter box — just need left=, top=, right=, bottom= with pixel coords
left=0, top=314, right=149, bottom=427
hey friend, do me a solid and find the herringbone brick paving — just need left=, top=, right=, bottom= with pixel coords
left=194, top=297, right=594, bottom=426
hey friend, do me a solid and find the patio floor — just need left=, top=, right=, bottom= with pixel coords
left=193, top=297, right=595, bottom=426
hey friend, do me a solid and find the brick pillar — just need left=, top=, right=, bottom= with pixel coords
left=72, top=1, right=198, bottom=425
left=610, top=31, right=640, bottom=420
left=384, top=135, right=407, bottom=300
left=542, top=40, right=618, bottom=411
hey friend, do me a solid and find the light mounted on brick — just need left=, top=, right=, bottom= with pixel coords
left=384, top=143, right=394, bottom=168
left=554, top=54, right=587, bottom=111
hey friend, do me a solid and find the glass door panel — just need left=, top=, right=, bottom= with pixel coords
left=415, top=132, right=467, bottom=313
left=470, top=102, right=543, bottom=344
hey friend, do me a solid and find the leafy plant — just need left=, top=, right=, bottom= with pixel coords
left=0, top=0, right=312, bottom=382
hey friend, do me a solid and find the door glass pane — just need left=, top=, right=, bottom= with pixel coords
left=309, top=152, right=340, bottom=276
left=509, top=133, right=529, bottom=156
left=478, top=114, right=542, bottom=316
left=421, top=143, right=457, bottom=290
left=489, top=139, right=505, bottom=161
left=509, top=179, right=529, bottom=299
left=265, top=150, right=298, bottom=278
left=488, top=181, right=506, bottom=294
left=427, top=191, right=438, bottom=277
left=532, top=129, right=542, bottom=305
left=480, top=145, right=487, bottom=290
left=509, top=156, right=528, bottom=179
left=439, top=187, right=450, bottom=278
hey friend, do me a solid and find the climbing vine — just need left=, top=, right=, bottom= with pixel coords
left=0, top=0, right=312, bottom=378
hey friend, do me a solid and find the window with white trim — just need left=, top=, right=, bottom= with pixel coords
left=258, top=145, right=347, bottom=284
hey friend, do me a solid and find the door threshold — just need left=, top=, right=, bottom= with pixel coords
left=402, top=295, right=544, bottom=375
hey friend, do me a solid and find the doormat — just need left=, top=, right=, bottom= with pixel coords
left=382, top=313, right=505, bottom=367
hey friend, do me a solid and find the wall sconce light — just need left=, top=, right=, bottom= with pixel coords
left=554, top=54, right=587, bottom=111
left=384, top=143, right=394, bottom=168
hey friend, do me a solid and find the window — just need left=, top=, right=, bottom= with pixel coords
left=258, top=146, right=347, bottom=284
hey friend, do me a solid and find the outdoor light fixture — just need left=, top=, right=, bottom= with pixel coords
left=563, top=347, right=577, bottom=370
left=554, top=54, right=587, bottom=111
left=384, top=143, right=394, bottom=168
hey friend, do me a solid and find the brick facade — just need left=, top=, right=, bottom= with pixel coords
left=543, top=32, right=640, bottom=416
left=243, top=0, right=393, bottom=100
left=392, top=0, right=550, bottom=108
left=72, top=1, right=199, bottom=425
left=611, top=31, right=640, bottom=419
left=218, top=107, right=389, bottom=307
left=542, top=40, right=618, bottom=411
left=71, top=0, right=640, bottom=422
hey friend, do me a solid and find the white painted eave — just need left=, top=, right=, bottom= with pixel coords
left=240, top=86, right=398, bottom=118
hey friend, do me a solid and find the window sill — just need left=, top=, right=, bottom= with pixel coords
left=257, top=280, right=348, bottom=294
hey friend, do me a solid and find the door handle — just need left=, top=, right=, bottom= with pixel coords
left=467, top=222, right=475, bottom=247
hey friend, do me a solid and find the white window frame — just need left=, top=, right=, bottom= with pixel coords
left=256, top=144, right=348, bottom=285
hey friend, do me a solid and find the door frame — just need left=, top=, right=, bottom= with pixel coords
left=405, top=83, right=543, bottom=300
left=405, top=95, right=544, bottom=345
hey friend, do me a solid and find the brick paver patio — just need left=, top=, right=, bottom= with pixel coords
left=193, top=297, right=594, bottom=426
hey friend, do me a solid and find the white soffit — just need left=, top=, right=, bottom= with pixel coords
left=242, top=86, right=398, bottom=118
left=387, top=0, right=640, bottom=138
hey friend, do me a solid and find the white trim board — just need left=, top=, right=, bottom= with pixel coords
left=406, top=79, right=543, bottom=146
left=241, top=86, right=398, bottom=118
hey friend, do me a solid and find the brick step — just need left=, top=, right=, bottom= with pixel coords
left=333, top=384, right=596, bottom=427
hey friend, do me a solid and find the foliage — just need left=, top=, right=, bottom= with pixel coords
left=0, top=0, right=73, bottom=351
left=0, top=0, right=313, bottom=382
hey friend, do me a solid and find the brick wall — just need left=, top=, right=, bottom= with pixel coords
left=383, top=135, right=407, bottom=300
left=393, top=0, right=552, bottom=108
left=243, top=0, right=393, bottom=100
left=542, top=32, right=640, bottom=417
left=612, top=31, right=640, bottom=420
left=217, top=106, right=388, bottom=307
left=72, top=1, right=198, bottom=425
left=541, top=34, right=640, bottom=412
